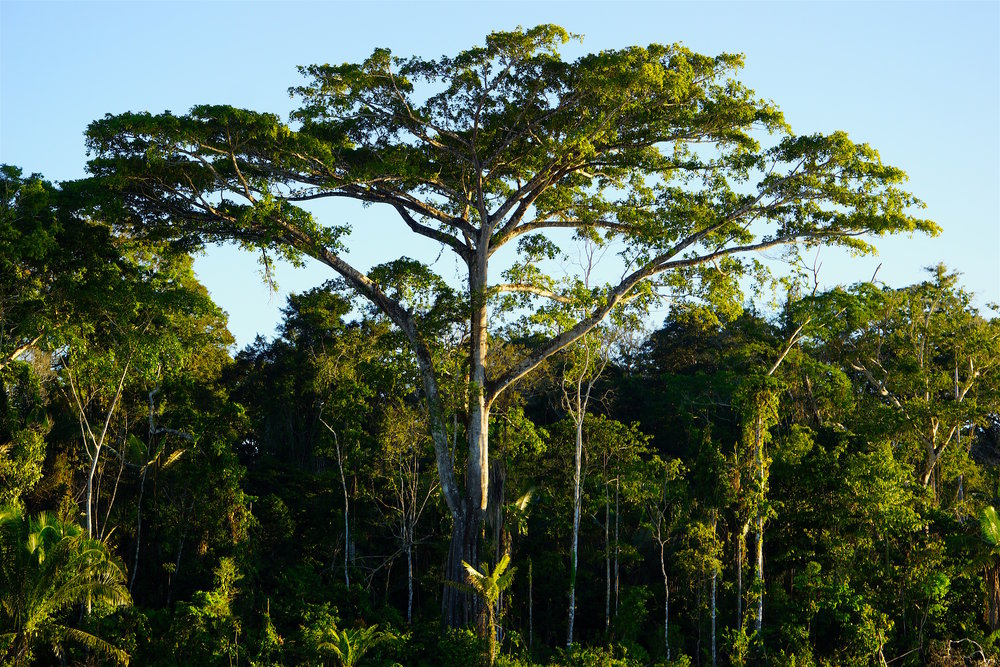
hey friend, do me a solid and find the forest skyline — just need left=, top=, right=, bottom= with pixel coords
left=2, top=1, right=997, bottom=348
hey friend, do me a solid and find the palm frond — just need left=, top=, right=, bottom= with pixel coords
left=58, top=625, right=130, bottom=665
left=981, top=506, right=1000, bottom=547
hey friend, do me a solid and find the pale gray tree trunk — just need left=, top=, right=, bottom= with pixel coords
left=615, top=478, right=620, bottom=618
left=65, top=358, right=131, bottom=539
left=320, top=420, right=351, bottom=592
left=711, top=514, right=718, bottom=667
left=566, top=412, right=583, bottom=647
left=130, top=465, right=148, bottom=593
left=605, top=477, right=611, bottom=634
left=563, top=334, right=607, bottom=647
left=660, top=541, right=670, bottom=660
left=528, top=557, right=534, bottom=652
left=406, top=542, right=414, bottom=624
left=711, top=570, right=718, bottom=667
left=736, top=530, right=744, bottom=626
left=755, top=518, right=764, bottom=633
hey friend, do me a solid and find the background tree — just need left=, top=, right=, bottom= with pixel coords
left=803, top=266, right=1000, bottom=501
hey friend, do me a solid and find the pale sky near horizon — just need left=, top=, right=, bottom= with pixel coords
left=2, top=1, right=998, bottom=349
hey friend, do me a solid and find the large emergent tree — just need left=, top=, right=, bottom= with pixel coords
left=86, top=26, right=935, bottom=625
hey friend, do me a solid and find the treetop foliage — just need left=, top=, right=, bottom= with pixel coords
left=86, top=24, right=935, bottom=296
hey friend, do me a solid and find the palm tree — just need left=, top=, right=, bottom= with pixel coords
left=0, top=505, right=131, bottom=665
left=317, top=624, right=383, bottom=667
left=979, top=505, right=1000, bottom=631
left=463, top=554, right=516, bottom=666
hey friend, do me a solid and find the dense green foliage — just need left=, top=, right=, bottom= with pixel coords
left=3, top=24, right=998, bottom=667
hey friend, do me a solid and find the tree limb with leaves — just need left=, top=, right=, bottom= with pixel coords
left=86, top=24, right=936, bottom=625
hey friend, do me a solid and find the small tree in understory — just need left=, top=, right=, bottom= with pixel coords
left=372, top=400, right=440, bottom=625
left=462, top=554, right=516, bottom=666
left=0, top=506, right=131, bottom=666
left=639, top=456, right=686, bottom=661
left=87, top=24, right=936, bottom=626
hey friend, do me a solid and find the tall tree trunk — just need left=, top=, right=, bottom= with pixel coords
left=130, top=466, right=148, bottom=593
left=166, top=496, right=194, bottom=607
left=443, top=502, right=484, bottom=627
left=755, top=518, right=764, bottom=633
left=711, top=514, right=718, bottom=667
left=754, top=412, right=765, bottom=635
left=605, top=477, right=611, bottom=635
left=406, top=542, right=414, bottom=625
left=567, top=414, right=583, bottom=647
left=736, top=528, right=744, bottom=626
left=442, top=274, right=490, bottom=627
left=615, top=478, right=620, bottom=618
left=333, top=430, right=350, bottom=591
left=528, top=557, right=534, bottom=652
left=661, top=541, right=670, bottom=660
left=711, top=569, right=717, bottom=667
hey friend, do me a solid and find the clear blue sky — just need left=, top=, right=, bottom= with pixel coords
left=2, top=1, right=998, bottom=348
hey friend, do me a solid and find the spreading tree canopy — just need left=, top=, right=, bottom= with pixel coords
left=85, top=25, right=936, bottom=625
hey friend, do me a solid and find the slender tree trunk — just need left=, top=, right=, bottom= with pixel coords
left=334, top=430, right=350, bottom=591
left=711, top=514, right=718, bottom=667
left=86, top=453, right=99, bottom=538
left=736, top=528, right=744, bottom=626
left=755, top=517, right=764, bottom=633
left=406, top=542, right=414, bottom=625
left=166, top=497, right=194, bottom=607
left=711, top=569, right=717, bottom=667
left=567, top=414, right=583, bottom=647
left=130, top=466, right=148, bottom=593
left=754, top=413, right=765, bottom=635
left=605, top=478, right=611, bottom=635
left=528, top=557, right=534, bottom=652
left=697, top=580, right=703, bottom=664
left=68, top=359, right=130, bottom=540
left=98, top=446, right=126, bottom=541
left=615, top=478, right=621, bottom=618
left=661, top=542, right=670, bottom=660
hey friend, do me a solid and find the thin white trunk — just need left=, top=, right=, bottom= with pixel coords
left=406, top=543, right=413, bottom=624
left=711, top=514, right=718, bottom=667
left=567, top=414, right=583, bottom=647
left=736, top=530, right=744, bottom=625
left=67, top=358, right=131, bottom=539
left=614, top=478, right=620, bottom=617
left=320, top=419, right=351, bottom=590
left=528, top=558, right=533, bottom=651
left=711, top=570, right=717, bottom=667
left=130, top=466, right=148, bottom=592
left=605, top=478, right=610, bottom=634
left=335, top=431, right=350, bottom=591
left=755, top=517, right=764, bottom=633
left=661, top=541, right=670, bottom=660
left=753, top=410, right=766, bottom=635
